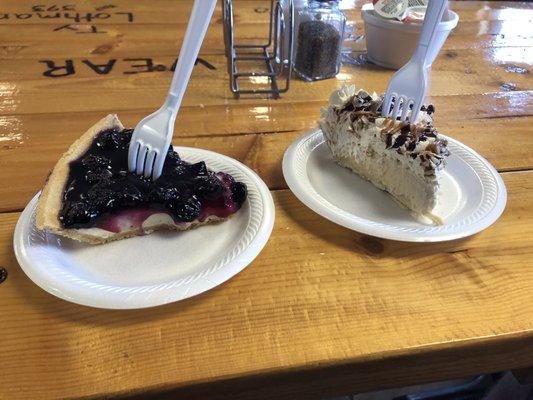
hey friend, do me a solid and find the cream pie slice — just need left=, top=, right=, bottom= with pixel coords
left=36, top=114, right=247, bottom=244
left=319, top=85, right=450, bottom=223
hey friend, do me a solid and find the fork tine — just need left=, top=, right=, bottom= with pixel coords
left=400, top=99, right=413, bottom=122
left=391, top=95, right=403, bottom=120
left=382, top=92, right=394, bottom=117
left=152, top=151, right=165, bottom=181
left=143, top=150, right=157, bottom=179
left=136, top=146, right=149, bottom=176
left=410, top=96, right=424, bottom=123
left=128, top=141, right=140, bottom=172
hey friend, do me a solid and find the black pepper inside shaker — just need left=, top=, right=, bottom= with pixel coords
left=294, top=0, right=346, bottom=81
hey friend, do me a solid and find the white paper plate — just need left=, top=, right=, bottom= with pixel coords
left=14, top=147, right=275, bottom=309
left=283, top=129, right=506, bottom=242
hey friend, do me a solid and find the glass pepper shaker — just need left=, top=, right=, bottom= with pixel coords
left=293, top=0, right=346, bottom=81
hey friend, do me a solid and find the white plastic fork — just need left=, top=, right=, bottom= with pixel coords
left=382, top=0, right=449, bottom=123
left=128, top=0, right=217, bottom=180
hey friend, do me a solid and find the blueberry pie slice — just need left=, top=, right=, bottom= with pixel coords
left=320, top=85, right=450, bottom=223
left=36, top=114, right=248, bottom=244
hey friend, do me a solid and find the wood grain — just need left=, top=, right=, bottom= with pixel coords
left=0, top=1, right=532, bottom=398
left=0, top=172, right=532, bottom=399
left=0, top=113, right=531, bottom=213
left=1, top=19, right=531, bottom=60
left=0, top=47, right=531, bottom=116
left=0, top=1, right=531, bottom=25
left=0, top=88, right=531, bottom=213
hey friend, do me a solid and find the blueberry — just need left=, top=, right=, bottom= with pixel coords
left=81, top=154, right=111, bottom=170
left=216, top=172, right=235, bottom=187
left=118, top=184, right=145, bottom=207
left=231, top=182, right=247, bottom=205
left=60, top=202, right=97, bottom=227
left=132, top=175, right=153, bottom=193
left=196, top=175, right=223, bottom=200
left=85, top=169, right=113, bottom=184
left=189, top=162, right=208, bottom=177
left=96, top=129, right=122, bottom=150
left=170, top=164, right=190, bottom=179
left=169, top=195, right=201, bottom=222
left=121, top=128, right=134, bottom=143
left=85, top=186, right=119, bottom=211
left=165, top=147, right=181, bottom=166
left=148, top=186, right=181, bottom=203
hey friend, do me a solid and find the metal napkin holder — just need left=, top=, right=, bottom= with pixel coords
left=222, top=0, right=294, bottom=98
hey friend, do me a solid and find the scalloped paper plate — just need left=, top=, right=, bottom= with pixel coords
left=14, top=147, right=275, bottom=309
left=283, top=129, right=506, bottom=242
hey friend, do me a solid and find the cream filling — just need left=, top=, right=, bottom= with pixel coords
left=75, top=213, right=194, bottom=238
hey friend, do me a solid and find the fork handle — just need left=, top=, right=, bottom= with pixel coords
left=413, top=0, right=448, bottom=67
left=164, top=0, right=217, bottom=113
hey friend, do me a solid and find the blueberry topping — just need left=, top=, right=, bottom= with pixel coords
left=85, top=185, right=119, bottom=210
left=188, top=162, right=208, bottom=177
left=121, top=128, right=134, bottom=142
left=231, top=182, right=247, bottom=205
left=195, top=174, right=223, bottom=200
left=117, top=184, right=145, bottom=207
left=148, top=186, right=182, bottom=203
left=85, top=168, right=113, bottom=184
left=59, top=129, right=247, bottom=228
left=168, top=196, right=201, bottom=222
left=96, top=129, right=123, bottom=150
left=170, top=164, right=191, bottom=179
left=81, top=154, right=111, bottom=170
left=165, top=147, right=181, bottom=166
left=59, top=202, right=97, bottom=227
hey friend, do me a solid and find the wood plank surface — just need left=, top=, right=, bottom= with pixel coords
left=0, top=171, right=532, bottom=399
left=1, top=1, right=531, bottom=25
left=1, top=19, right=531, bottom=60
left=0, top=48, right=531, bottom=115
left=0, top=112, right=531, bottom=213
left=0, top=0, right=532, bottom=399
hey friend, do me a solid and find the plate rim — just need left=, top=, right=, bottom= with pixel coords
left=282, top=129, right=507, bottom=242
left=14, top=146, right=275, bottom=309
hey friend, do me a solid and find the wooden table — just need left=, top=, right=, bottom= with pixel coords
left=0, top=1, right=532, bottom=399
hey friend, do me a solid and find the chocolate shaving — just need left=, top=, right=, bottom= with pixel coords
left=420, top=104, right=435, bottom=115
left=392, top=134, right=408, bottom=148
left=385, top=134, right=393, bottom=148
left=340, top=102, right=355, bottom=113
left=333, top=89, right=449, bottom=166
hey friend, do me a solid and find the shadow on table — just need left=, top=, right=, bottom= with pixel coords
left=276, top=190, right=474, bottom=259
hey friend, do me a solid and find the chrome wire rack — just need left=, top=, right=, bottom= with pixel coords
left=222, top=0, right=294, bottom=98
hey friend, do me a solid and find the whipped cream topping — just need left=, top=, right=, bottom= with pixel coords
left=321, top=84, right=450, bottom=177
